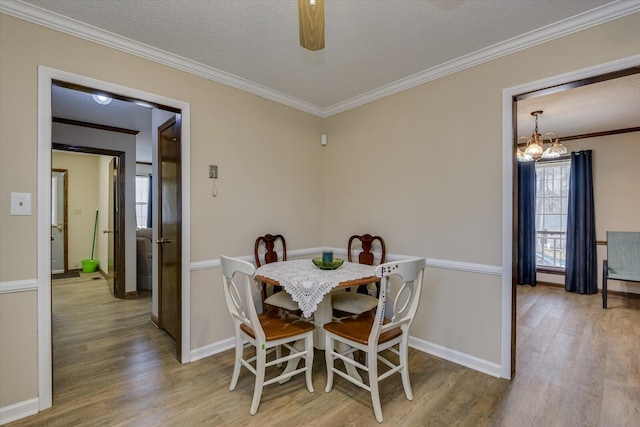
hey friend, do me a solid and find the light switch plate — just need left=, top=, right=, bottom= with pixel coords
left=11, top=192, right=32, bottom=215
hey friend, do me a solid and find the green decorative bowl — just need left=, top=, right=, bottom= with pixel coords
left=312, top=257, right=344, bottom=270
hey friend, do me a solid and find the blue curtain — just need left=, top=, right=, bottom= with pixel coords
left=517, top=161, right=537, bottom=286
left=565, top=150, right=597, bottom=294
left=146, top=175, right=152, bottom=229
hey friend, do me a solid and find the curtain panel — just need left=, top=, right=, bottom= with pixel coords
left=565, top=150, right=597, bottom=294
left=517, top=161, right=537, bottom=286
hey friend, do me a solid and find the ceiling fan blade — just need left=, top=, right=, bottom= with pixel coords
left=298, top=0, right=325, bottom=51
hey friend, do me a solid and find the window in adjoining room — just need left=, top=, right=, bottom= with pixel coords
left=135, top=175, right=150, bottom=229
left=535, top=160, right=570, bottom=269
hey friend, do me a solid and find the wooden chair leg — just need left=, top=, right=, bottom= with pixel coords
left=305, top=334, right=314, bottom=393
left=230, top=333, right=243, bottom=390
left=250, top=346, right=266, bottom=415
left=602, top=259, right=608, bottom=309
left=368, top=349, right=383, bottom=423
left=399, top=341, right=413, bottom=401
left=324, top=334, right=335, bottom=393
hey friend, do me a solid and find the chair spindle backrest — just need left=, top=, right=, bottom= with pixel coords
left=220, top=255, right=264, bottom=342
left=370, top=259, right=425, bottom=343
left=254, top=234, right=287, bottom=267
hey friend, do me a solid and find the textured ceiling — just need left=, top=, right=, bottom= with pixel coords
left=6, top=0, right=638, bottom=159
left=20, top=0, right=618, bottom=110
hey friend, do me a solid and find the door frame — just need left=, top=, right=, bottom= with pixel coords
left=500, top=54, right=640, bottom=379
left=51, top=168, right=68, bottom=273
left=53, top=145, right=127, bottom=298
left=37, top=66, right=192, bottom=410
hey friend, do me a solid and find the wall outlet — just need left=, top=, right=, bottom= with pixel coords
left=10, top=192, right=32, bottom=215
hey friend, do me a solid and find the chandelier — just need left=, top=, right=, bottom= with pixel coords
left=517, top=110, right=567, bottom=162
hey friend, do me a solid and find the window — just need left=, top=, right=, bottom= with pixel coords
left=535, top=160, right=570, bottom=269
left=135, top=175, right=150, bottom=229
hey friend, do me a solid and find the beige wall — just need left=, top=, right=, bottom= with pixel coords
left=1, top=9, right=639, bottom=413
left=537, top=132, right=640, bottom=293
left=0, top=291, right=38, bottom=408
left=52, top=151, right=100, bottom=270
left=0, top=12, right=324, bottom=409
left=323, top=14, right=640, bottom=363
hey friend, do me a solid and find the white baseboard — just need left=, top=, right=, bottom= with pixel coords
left=191, top=335, right=502, bottom=379
left=190, top=337, right=235, bottom=362
left=409, top=336, right=502, bottom=378
left=0, top=397, right=39, bottom=425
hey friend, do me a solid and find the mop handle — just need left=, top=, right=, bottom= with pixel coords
left=91, top=208, right=99, bottom=260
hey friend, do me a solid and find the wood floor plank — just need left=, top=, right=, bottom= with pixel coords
left=6, top=279, right=640, bottom=426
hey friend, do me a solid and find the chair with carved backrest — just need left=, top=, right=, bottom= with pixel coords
left=324, top=258, right=426, bottom=423
left=254, top=234, right=300, bottom=314
left=332, top=234, right=386, bottom=316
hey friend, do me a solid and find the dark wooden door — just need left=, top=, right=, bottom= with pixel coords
left=51, top=169, right=68, bottom=273
left=157, top=116, right=182, bottom=359
left=106, top=156, right=125, bottom=299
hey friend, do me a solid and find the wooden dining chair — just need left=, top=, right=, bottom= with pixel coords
left=254, top=234, right=300, bottom=314
left=220, top=255, right=315, bottom=415
left=324, top=258, right=426, bottom=423
left=332, top=234, right=386, bottom=316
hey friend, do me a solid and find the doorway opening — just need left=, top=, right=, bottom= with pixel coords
left=51, top=147, right=126, bottom=298
left=502, top=56, right=640, bottom=379
left=37, top=66, right=191, bottom=411
left=51, top=169, right=68, bottom=275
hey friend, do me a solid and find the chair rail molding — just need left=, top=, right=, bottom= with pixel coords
left=190, top=248, right=501, bottom=276
left=0, top=279, right=38, bottom=294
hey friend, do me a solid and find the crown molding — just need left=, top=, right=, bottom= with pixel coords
left=0, top=0, right=324, bottom=117
left=323, top=0, right=640, bottom=117
left=2, top=0, right=638, bottom=119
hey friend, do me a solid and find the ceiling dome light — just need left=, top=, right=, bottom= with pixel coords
left=92, top=94, right=112, bottom=105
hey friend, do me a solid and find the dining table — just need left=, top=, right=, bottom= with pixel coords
left=254, top=258, right=377, bottom=381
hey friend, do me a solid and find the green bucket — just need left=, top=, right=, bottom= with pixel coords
left=82, top=259, right=99, bottom=273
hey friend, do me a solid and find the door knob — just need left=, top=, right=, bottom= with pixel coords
left=103, top=230, right=114, bottom=234
left=56, top=222, right=63, bottom=231
left=155, top=237, right=172, bottom=244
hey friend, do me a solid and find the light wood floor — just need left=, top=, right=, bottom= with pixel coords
left=8, top=278, right=640, bottom=426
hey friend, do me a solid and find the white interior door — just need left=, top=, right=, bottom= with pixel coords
left=51, top=170, right=66, bottom=273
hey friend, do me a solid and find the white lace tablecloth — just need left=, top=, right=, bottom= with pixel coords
left=254, top=259, right=376, bottom=318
